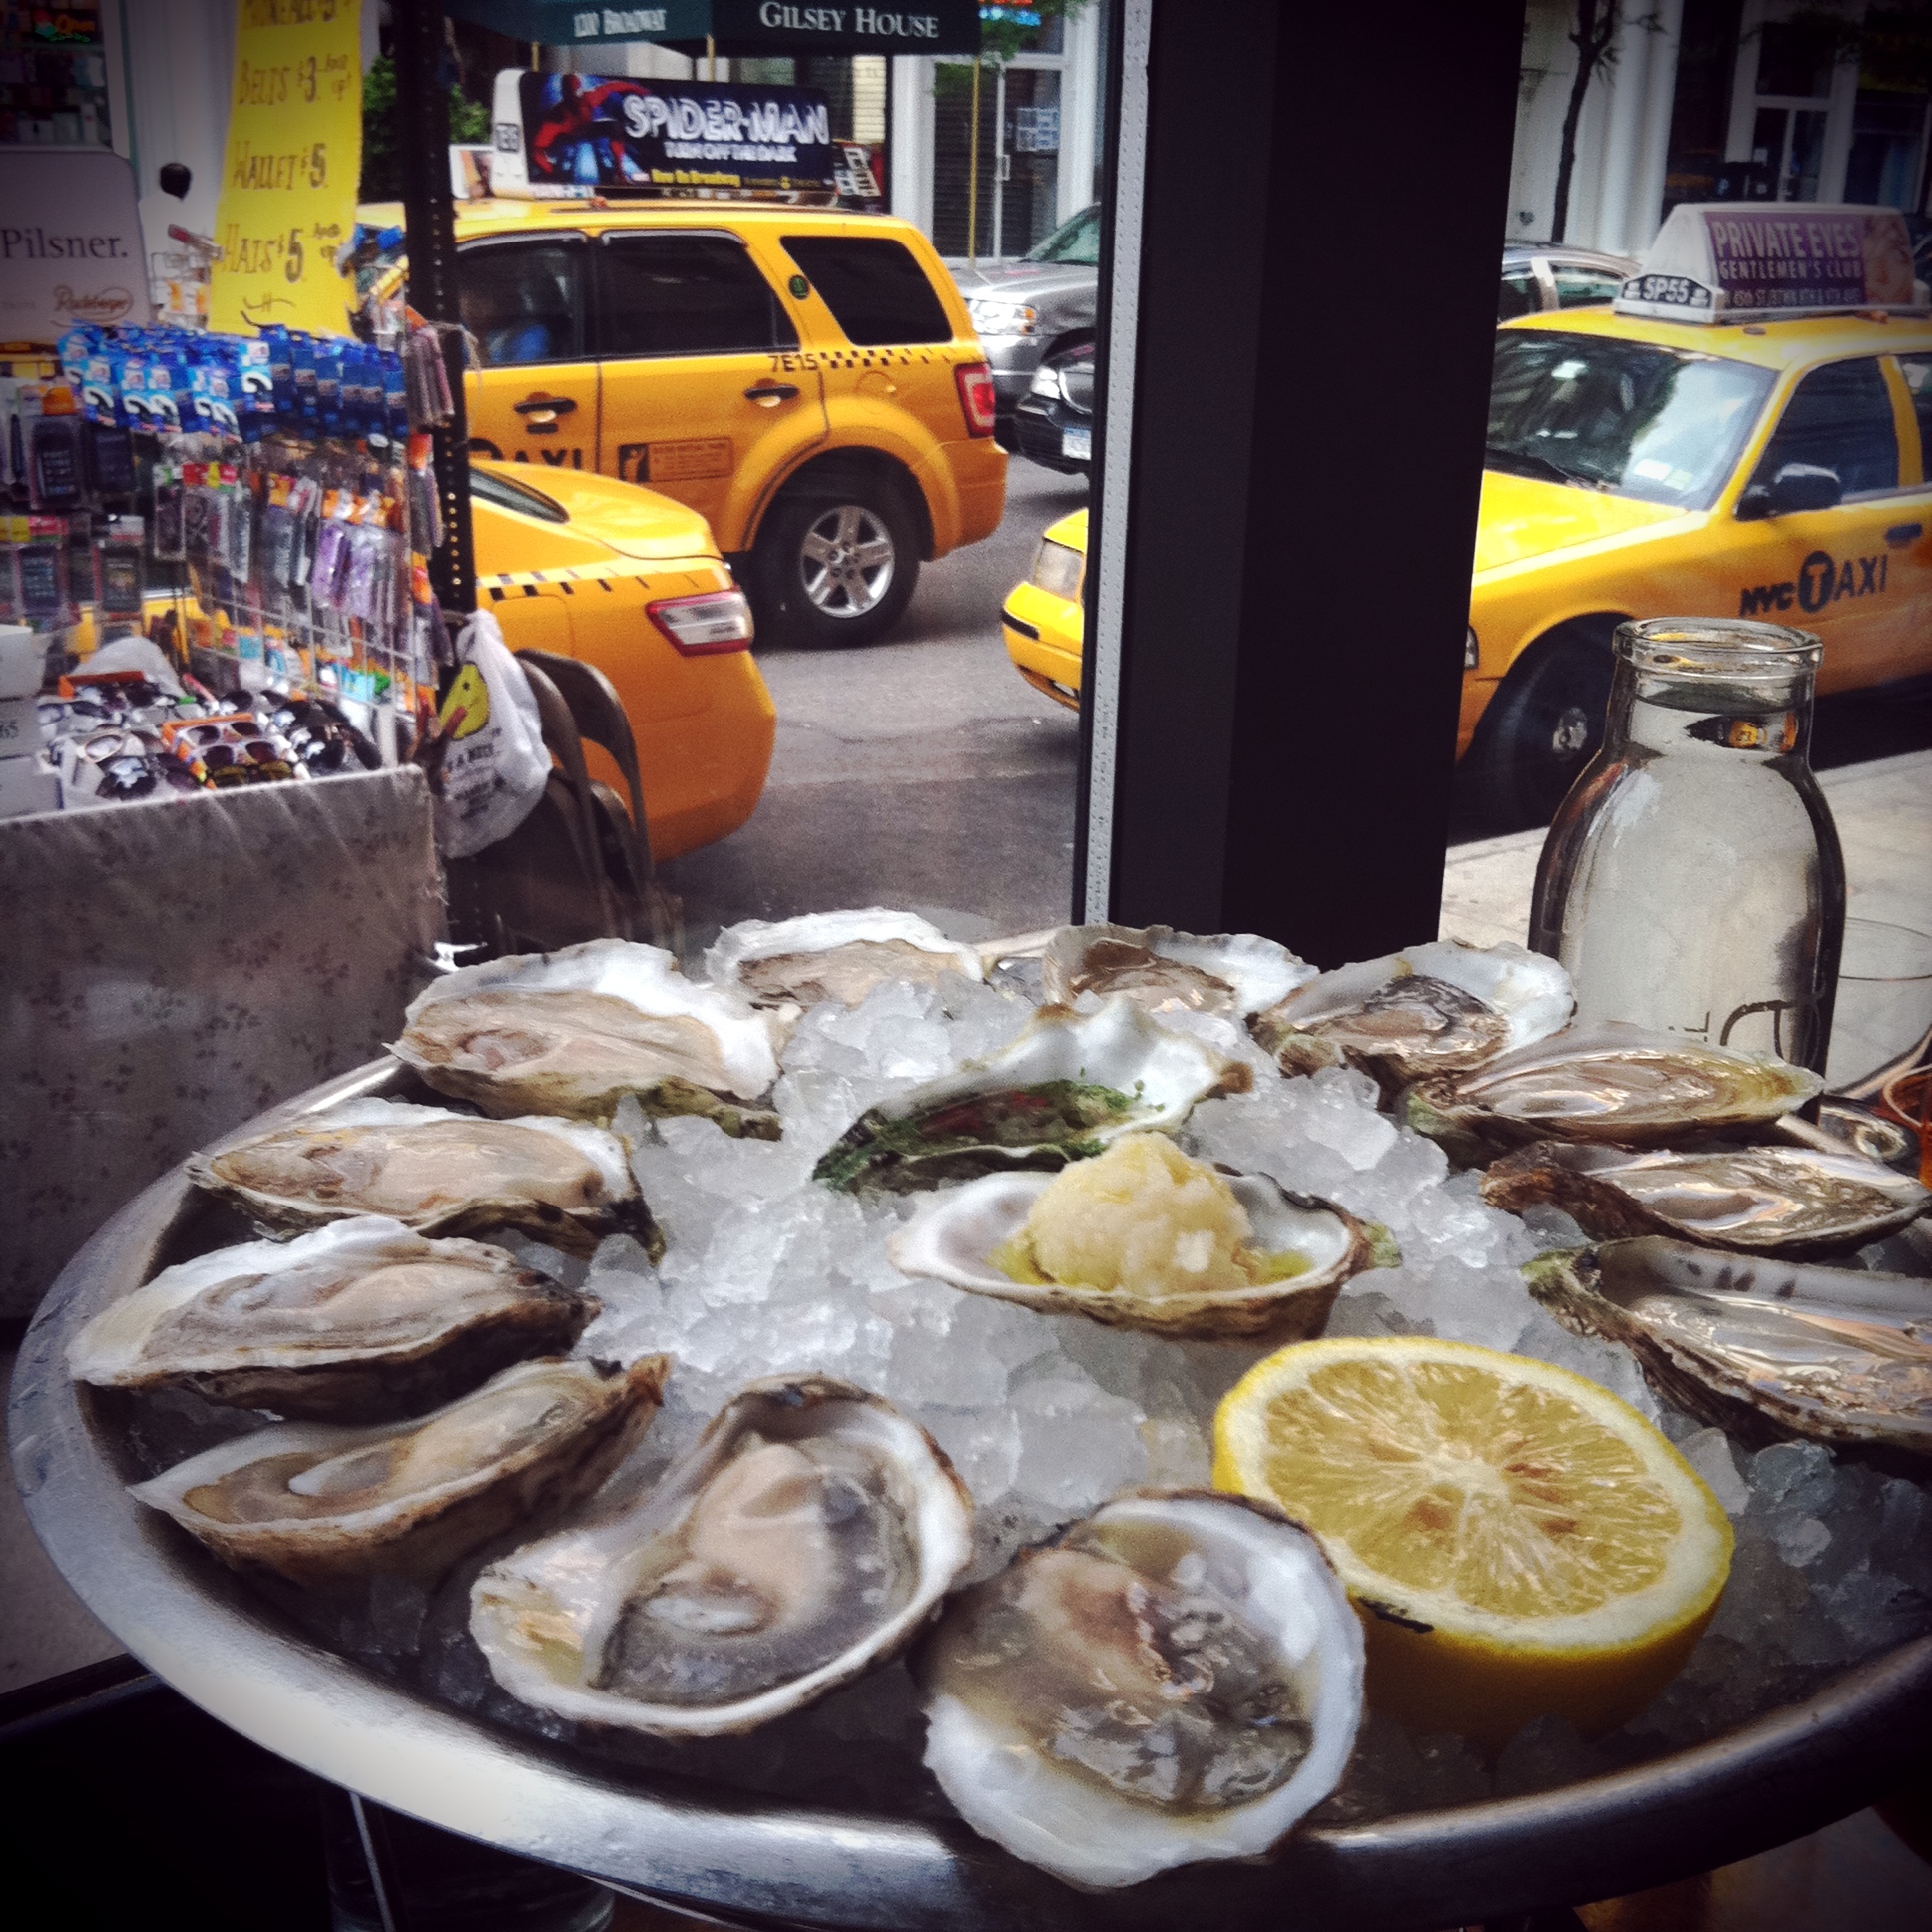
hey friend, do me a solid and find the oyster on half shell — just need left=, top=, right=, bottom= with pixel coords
left=812, top=997, right=1250, bottom=1194
left=1525, top=1238, right=1932, bottom=1464
left=1404, top=1024, right=1824, bottom=1161
left=187, top=1098, right=658, bottom=1260
left=470, top=1377, right=974, bottom=1736
left=1249, top=940, right=1573, bottom=1086
left=917, top=1489, right=1364, bottom=1891
left=394, top=940, right=789, bottom=1136
left=706, top=908, right=984, bottom=1009
left=1484, top=1142, right=1929, bottom=1258
left=1041, top=924, right=1313, bottom=1018
left=66, top=1216, right=598, bottom=1421
left=888, top=1137, right=1394, bottom=1340
left=131, top=1355, right=670, bottom=1587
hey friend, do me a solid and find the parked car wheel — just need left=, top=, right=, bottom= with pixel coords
left=1464, top=617, right=1621, bottom=829
left=751, top=484, right=921, bottom=648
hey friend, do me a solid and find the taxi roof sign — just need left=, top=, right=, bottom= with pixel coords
left=1614, top=203, right=1925, bottom=323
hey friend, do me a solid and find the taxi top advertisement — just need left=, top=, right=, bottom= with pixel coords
left=1615, top=203, right=1923, bottom=324
left=491, top=71, right=836, bottom=197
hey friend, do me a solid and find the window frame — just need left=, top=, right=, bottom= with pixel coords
left=589, top=227, right=799, bottom=363
left=1736, top=352, right=1911, bottom=512
left=777, top=233, right=955, bottom=348
left=455, top=233, right=593, bottom=370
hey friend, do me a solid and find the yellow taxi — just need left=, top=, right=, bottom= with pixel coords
left=1003, top=207, right=1932, bottom=825
left=1001, top=507, right=1087, bottom=708
left=470, top=459, right=774, bottom=858
left=448, top=198, right=1007, bottom=648
left=1465, top=300, right=1931, bottom=819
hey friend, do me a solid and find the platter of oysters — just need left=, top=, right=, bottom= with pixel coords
left=17, top=913, right=1932, bottom=1924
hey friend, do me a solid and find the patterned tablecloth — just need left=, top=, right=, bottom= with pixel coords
left=0, top=767, right=444, bottom=1316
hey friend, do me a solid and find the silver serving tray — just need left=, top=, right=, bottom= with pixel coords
left=11, top=1059, right=1932, bottom=1930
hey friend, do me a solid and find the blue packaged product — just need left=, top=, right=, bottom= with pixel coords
left=316, top=341, right=345, bottom=439
left=382, top=352, right=409, bottom=444
left=81, top=349, right=123, bottom=425
left=146, top=358, right=185, bottom=432
left=262, top=325, right=297, bottom=417
left=190, top=355, right=241, bottom=437
left=291, top=334, right=319, bottom=432
left=238, top=336, right=275, bottom=435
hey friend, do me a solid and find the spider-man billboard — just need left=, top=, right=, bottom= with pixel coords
left=495, top=72, right=837, bottom=195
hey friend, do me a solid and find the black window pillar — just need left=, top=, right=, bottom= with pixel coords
left=1079, top=0, right=1526, bottom=966
left=394, top=0, right=476, bottom=615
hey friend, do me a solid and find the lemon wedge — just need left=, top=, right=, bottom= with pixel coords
left=1211, top=1335, right=1732, bottom=1745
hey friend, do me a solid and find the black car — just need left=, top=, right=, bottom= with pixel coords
left=1009, top=340, right=1095, bottom=477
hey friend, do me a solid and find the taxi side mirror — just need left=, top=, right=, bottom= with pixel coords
left=1737, top=463, right=1844, bottom=520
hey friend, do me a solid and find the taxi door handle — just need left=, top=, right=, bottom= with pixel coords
left=744, top=383, right=800, bottom=405
left=514, top=395, right=577, bottom=415
left=1884, top=522, right=1923, bottom=546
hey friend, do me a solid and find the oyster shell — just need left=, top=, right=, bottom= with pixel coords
left=1040, top=923, right=1313, bottom=1018
left=66, top=1217, right=598, bottom=1422
left=1525, top=1238, right=1932, bottom=1464
left=1484, top=1142, right=1929, bottom=1258
left=393, top=940, right=787, bottom=1135
left=813, top=998, right=1250, bottom=1194
left=187, top=1098, right=658, bottom=1260
left=1249, top=939, right=1573, bottom=1085
left=705, top=908, right=984, bottom=1009
left=917, top=1489, right=1364, bottom=1890
left=470, top=1376, right=973, bottom=1736
left=888, top=1143, right=1394, bottom=1340
left=130, top=1355, right=670, bottom=1587
left=1404, top=1024, right=1824, bottom=1161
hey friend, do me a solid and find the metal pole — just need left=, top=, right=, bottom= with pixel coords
left=992, top=63, right=1006, bottom=260
left=393, top=0, right=475, bottom=615
left=967, top=57, right=981, bottom=265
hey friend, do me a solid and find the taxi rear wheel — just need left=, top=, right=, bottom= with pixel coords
left=752, top=487, right=921, bottom=648
left=1465, top=619, right=1620, bottom=830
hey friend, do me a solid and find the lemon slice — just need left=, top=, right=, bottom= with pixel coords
left=1211, top=1336, right=1732, bottom=1745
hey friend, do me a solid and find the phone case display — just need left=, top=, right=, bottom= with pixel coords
left=2, top=318, right=462, bottom=812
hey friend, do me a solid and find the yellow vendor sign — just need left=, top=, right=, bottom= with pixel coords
left=209, top=0, right=362, bottom=337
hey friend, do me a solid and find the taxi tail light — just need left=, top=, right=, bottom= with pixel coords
left=647, top=590, right=755, bottom=655
left=956, top=361, right=999, bottom=438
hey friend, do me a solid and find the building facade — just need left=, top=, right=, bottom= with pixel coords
left=1510, top=0, right=1932, bottom=258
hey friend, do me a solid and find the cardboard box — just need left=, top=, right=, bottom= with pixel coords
left=0, top=624, right=48, bottom=701
left=0, top=691, right=38, bottom=758
left=0, top=752, right=58, bottom=818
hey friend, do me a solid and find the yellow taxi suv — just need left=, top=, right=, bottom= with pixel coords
left=469, top=460, right=774, bottom=859
left=1004, top=206, right=1932, bottom=827
left=450, top=199, right=1007, bottom=648
left=1002, top=507, right=1087, bottom=708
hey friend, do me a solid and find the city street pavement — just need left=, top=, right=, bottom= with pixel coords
left=662, top=458, right=1089, bottom=946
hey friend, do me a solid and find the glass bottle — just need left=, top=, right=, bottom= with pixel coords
left=1528, top=617, right=1845, bottom=1072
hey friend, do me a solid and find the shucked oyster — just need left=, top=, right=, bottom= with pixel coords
left=918, top=1489, right=1364, bottom=1890
left=471, top=1377, right=973, bottom=1736
left=1526, top=1238, right=1932, bottom=1464
left=814, top=997, right=1249, bottom=1194
left=1484, top=1142, right=1929, bottom=1258
left=394, top=939, right=788, bottom=1136
left=706, top=908, right=984, bottom=1009
left=131, top=1355, right=670, bottom=1587
left=188, top=1099, right=658, bottom=1260
left=889, top=1133, right=1394, bottom=1340
left=67, top=1217, right=598, bottom=1422
left=1249, top=940, right=1572, bottom=1086
left=1405, top=1024, right=1823, bottom=1161
left=1041, top=923, right=1313, bottom=1018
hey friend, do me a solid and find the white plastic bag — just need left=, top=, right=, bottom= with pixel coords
left=433, top=610, right=549, bottom=859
